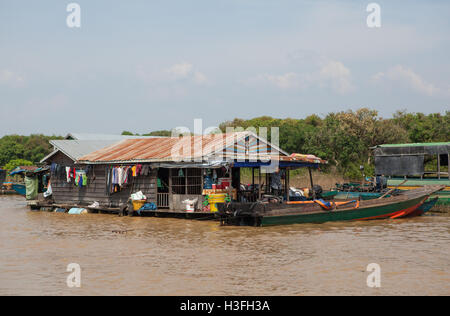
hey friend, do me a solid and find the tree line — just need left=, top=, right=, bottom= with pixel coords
left=219, top=109, right=449, bottom=178
left=1, top=109, right=448, bottom=178
left=0, top=135, right=62, bottom=171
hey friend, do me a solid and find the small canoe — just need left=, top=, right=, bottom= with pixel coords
left=334, top=191, right=385, bottom=200
left=321, top=190, right=338, bottom=200
left=218, top=185, right=444, bottom=226
left=12, top=184, right=26, bottom=196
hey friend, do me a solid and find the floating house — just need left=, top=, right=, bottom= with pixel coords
left=39, top=131, right=326, bottom=214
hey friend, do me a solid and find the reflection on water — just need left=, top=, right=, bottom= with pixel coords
left=0, top=195, right=449, bottom=295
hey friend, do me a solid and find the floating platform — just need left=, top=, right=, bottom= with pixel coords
left=26, top=200, right=218, bottom=220
left=1, top=190, right=19, bottom=195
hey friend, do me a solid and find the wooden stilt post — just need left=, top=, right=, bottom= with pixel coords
left=437, top=154, right=441, bottom=179
left=308, top=167, right=316, bottom=200
left=252, top=167, right=255, bottom=187
left=286, top=167, right=290, bottom=202
left=258, top=168, right=262, bottom=200
left=168, top=169, right=173, bottom=210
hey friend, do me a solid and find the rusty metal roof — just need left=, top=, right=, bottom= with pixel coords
left=78, top=132, right=287, bottom=164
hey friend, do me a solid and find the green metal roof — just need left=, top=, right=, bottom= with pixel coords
left=377, top=142, right=450, bottom=148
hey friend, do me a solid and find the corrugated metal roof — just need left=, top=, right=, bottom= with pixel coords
left=78, top=132, right=287, bottom=164
left=372, top=142, right=450, bottom=157
left=41, top=140, right=123, bottom=163
left=376, top=142, right=450, bottom=148
left=65, top=133, right=161, bottom=141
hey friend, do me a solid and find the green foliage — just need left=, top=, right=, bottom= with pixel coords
left=0, top=134, right=63, bottom=167
left=220, top=116, right=318, bottom=154
left=393, top=110, right=450, bottom=143
left=123, top=130, right=174, bottom=136
left=301, top=108, right=410, bottom=178
left=4, top=159, right=33, bottom=172
left=143, top=130, right=173, bottom=137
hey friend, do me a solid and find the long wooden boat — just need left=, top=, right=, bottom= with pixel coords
left=217, top=185, right=444, bottom=226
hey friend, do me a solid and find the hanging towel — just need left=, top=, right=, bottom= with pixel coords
left=118, top=168, right=124, bottom=186
left=141, top=165, right=149, bottom=176
left=51, top=163, right=58, bottom=175
left=66, top=167, right=71, bottom=182
left=44, top=183, right=52, bottom=198
left=136, top=164, right=142, bottom=176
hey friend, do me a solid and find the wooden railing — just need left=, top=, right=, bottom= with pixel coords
left=157, top=193, right=169, bottom=208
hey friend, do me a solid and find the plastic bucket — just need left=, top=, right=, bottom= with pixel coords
left=132, top=200, right=147, bottom=211
left=208, top=194, right=227, bottom=212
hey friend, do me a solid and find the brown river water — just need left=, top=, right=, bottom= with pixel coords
left=0, top=195, right=449, bottom=296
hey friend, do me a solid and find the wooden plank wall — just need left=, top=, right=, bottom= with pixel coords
left=49, top=152, right=157, bottom=207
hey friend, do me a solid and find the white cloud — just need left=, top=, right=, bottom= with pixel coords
left=165, top=62, right=208, bottom=85
left=244, top=60, right=354, bottom=95
left=259, top=73, right=300, bottom=90
left=137, top=62, right=209, bottom=87
left=166, top=62, right=194, bottom=80
left=371, top=65, right=439, bottom=96
left=193, top=71, right=208, bottom=85
left=319, top=61, right=354, bottom=94
left=0, top=70, right=25, bottom=87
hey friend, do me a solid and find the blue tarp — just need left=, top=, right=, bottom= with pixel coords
left=9, top=168, right=29, bottom=176
left=9, top=167, right=48, bottom=176
left=137, top=203, right=158, bottom=215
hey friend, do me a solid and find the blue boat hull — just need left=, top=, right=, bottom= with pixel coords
left=12, top=184, right=26, bottom=196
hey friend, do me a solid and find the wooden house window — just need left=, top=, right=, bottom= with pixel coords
left=170, top=168, right=202, bottom=195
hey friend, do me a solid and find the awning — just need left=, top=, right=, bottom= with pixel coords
left=154, top=160, right=320, bottom=169
left=232, top=161, right=320, bottom=168
left=154, top=161, right=230, bottom=169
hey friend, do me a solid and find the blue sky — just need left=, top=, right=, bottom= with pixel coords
left=0, top=0, right=449, bottom=136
